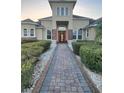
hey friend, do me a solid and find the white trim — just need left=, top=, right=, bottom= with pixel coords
left=22, top=28, right=36, bottom=38
left=82, top=29, right=85, bottom=40
left=86, top=29, right=89, bottom=38
left=76, top=30, right=78, bottom=40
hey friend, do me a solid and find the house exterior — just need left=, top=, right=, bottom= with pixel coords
left=21, top=0, right=97, bottom=43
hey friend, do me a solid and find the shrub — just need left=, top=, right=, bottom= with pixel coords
left=80, top=45, right=102, bottom=73
left=21, top=59, right=34, bottom=90
left=21, top=39, right=38, bottom=44
left=21, top=40, right=51, bottom=91
left=72, top=41, right=95, bottom=55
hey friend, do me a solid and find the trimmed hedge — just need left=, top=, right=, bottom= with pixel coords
left=21, top=40, right=51, bottom=91
left=72, top=41, right=95, bottom=55
left=72, top=40, right=102, bottom=73
left=21, top=39, right=38, bottom=44
left=80, top=45, right=102, bottom=73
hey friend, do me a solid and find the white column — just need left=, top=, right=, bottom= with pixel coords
left=51, top=30, right=52, bottom=40
left=82, top=30, right=84, bottom=40
left=76, top=30, right=78, bottom=40
left=34, top=28, right=36, bottom=37
left=28, top=29, right=30, bottom=37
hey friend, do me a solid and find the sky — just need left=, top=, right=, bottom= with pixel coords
left=21, top=0, right=102, bottom=21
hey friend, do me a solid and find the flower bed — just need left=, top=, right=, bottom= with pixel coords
left=21, top=40, right=51, bottom=91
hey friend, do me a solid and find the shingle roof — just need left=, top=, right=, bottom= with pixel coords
left=90, top=17, right=102, bottom=26
left=21, top=19, right=44, bottom=28
left=21, top=19, right=35, bottom=23
left=84, top=17, right=102, bottom=29
left=39, top=15, right=92, bottom=20
left=35, top=21, right=44, bottom=28
left=73, top=15, right=91, bottom=19
left=49, top=0, right=77, bottom=2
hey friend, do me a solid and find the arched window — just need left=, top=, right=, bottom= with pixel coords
left=47, top=30, right=51, bottom=39
left=23, top=29, right=28, bottom=36
left=30, top=29, right=34, bottom=36
left=78, top=29, right=82, bottom=39
left=73, top=31, right=77, bottom=39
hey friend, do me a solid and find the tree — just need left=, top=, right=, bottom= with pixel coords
left=95, top=19, right=102, bottom=43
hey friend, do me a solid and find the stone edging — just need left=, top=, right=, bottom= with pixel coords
left=32, top=46, right=58, bottom=93
left=67, top=45, right=100, bottom=93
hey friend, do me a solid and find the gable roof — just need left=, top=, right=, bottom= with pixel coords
left=90, top=17, right=102, bottom=26
left=21, top=18, right=38, bottom=25
left=84, top=17, right=102, bottom=29
left=73, top=15, right=92, bottom=20
left=39, top=16, right=52, bottom=20
left=21, top=19, right=44, bottom=28
left=22, top=19, right=35, bottom=23
left=38, top=15, right=92, bottom=21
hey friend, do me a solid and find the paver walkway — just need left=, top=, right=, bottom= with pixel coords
left=40, top=44, right=92, bottom=93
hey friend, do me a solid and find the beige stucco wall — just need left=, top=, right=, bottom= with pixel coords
left=51, top=2, right=74, bottom=29
left=41, top=20, right=52, bottom=30
left=40, top=20, right=52, bottom=40
left=73, top=19, right=89, bottom=29
left=87, top=27, right=96, bottom=40
left=35, top=28, right=43, bottom=40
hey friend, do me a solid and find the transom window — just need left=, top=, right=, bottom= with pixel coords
left=47, top=30, right=51, bottom=39
left=30, top=29, right=34, bottom=36
left=23, top=29, right=28, bottom=36
left=78, top=29, right=82, bottom=39
left=73, top=31, right=77, bottom=39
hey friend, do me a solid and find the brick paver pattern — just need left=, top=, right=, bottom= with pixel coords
left=40, top=44, right=92, bottom=93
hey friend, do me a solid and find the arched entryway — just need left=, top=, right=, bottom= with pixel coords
left=57, top=21, right=68, bottom=43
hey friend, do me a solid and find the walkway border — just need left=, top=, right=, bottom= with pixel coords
left=67, top=45, right=100, bottom=93
left=32, top=45, right=58, bottom=93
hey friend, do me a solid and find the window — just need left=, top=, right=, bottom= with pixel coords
left=57, top=7, right=60, bottom=16
left=78, top=29, right=82, bottom=39
left=23, top=29, right=28, bottom=36
left=47, top=30, right=51, bottom=39
left=65, top=7, right=68, bottom=16
left=61, top=7, right=64, bottom=16
left=73, top=31, right=77, bottom=39
left=30, top=29, right=34, bottom=36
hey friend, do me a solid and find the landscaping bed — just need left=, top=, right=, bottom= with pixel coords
left=21, top=40, right=51, bottom=91
left=72, top=40, right=102, bottom=73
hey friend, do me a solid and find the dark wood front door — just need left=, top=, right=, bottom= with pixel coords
left=58, top=31, right=66, bottom=43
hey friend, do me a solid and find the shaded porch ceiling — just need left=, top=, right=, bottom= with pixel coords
left=56, top=21, right=69, bottom=27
